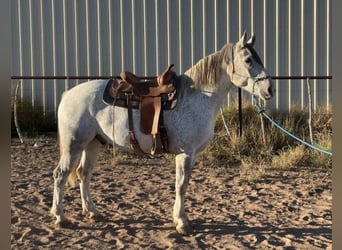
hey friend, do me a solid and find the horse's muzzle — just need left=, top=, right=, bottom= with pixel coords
left=259, top=78, right=273, bottom=100
left=264, top=86, right=273, bottom=100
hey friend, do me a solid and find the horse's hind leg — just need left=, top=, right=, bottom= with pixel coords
left=173, top=152, right=194, bottom=235
left=76, top=139, right=101, bottom=219
left=50, top=146, right=82, bottom=226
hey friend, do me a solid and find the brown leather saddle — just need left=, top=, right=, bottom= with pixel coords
left=103, top=64, right=178, bottom=155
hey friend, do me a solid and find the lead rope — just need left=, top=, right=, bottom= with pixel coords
left=228, top=44, right=331, bottom=155
left=253, top=95, right=332, bottom=156
left=220, top=106, right=232, bottom=140
left=252, top=82, right=267, bottom=145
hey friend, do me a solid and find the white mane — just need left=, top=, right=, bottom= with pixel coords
left=184, top=43, right=233, bottom=90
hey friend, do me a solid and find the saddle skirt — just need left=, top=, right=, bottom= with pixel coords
left=102, top=64, right=179, bottom=155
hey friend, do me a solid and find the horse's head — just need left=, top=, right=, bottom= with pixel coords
left=226, top=32, right=273, bottom=100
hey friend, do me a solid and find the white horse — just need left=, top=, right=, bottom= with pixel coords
left=50, top=32, right=273, bottom=235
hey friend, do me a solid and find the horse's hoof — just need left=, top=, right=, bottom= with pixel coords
left=50, top=208, right=57, bottom=217
left=176, top=222, right=193, bottom=235
left=90, top=213, right=104, bottom=222
left=55, top=219, right=73, bottom=229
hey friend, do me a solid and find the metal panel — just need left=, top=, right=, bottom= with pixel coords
left=11, top=0, right=331, bottom=115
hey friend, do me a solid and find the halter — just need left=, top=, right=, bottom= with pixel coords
left=229, top=44, right=271, bottom=92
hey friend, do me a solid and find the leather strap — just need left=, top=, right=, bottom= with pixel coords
left=151, top=97, right=161, bottom=135
left=127, top=94, right=168, bottom=155
left=159, top=109, right=169, bottom=152
left=150, top=97, right=162, bottom=155
left=126, top=94, right=144, bottom=154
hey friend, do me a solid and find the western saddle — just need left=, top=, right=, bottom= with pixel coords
left=103, top=64, right=178, bottom=155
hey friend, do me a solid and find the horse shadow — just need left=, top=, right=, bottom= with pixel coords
left=190, top=216, right=331, bottom=248
left=50, top=208, right=331, bottom=249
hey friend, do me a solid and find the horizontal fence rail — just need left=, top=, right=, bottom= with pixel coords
left=271, top=76, right=332, bottom=80
left=11, top=76, right=332, bottom=80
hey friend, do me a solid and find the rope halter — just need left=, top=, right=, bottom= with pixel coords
left=228, top=44, right=271, bottom=94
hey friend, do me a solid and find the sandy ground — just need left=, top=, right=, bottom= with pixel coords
left=11, top=136, right=332, bottom=249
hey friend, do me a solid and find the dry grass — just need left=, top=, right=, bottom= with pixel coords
left=272, top=145, right=307, bottom=169
left=11, top=98, right=57, bottom=136
left=197, top=103, right=332, bottom=172
left=239, top=157, right=267, bottom=182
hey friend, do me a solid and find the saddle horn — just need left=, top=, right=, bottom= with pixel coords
left=157, top=64, right=176, bottom=86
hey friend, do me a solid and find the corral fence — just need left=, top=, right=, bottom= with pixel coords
left=11, top=0, right=331, bottom=115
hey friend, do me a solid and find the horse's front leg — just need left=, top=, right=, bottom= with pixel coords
left=173, top=153, right=194, bottom=235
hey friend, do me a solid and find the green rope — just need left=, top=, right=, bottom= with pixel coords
left=256, top=105, right=332, bottom=156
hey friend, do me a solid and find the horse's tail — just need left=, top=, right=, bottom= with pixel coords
left=67, top=166, right=78, bottom=188
left=57, top=129, right=79, bottom=188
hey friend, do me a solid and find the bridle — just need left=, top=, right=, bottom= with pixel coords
left=229, top=44, right=271, bottom=92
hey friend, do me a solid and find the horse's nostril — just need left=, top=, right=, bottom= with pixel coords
left=268, top=86, right=273, bottom=95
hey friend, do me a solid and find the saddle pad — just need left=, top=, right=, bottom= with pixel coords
left=102, top=79, right=116, bottom=105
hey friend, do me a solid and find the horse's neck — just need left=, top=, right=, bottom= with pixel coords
left=181, top=72, right=232, bottom=114
left=180, top=44, right=234, bottom=114
left=206, top=73, right=232, bottom=111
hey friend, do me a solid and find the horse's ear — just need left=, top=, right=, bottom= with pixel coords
left=247, top=33, right=255, bottom=46
left=238, top=31, right=247, bottom=46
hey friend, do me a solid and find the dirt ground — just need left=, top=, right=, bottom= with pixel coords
left=11, top=136, right=332, bottom=249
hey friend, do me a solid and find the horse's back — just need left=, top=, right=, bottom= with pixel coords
left=60, top=80, right=107, bottom=104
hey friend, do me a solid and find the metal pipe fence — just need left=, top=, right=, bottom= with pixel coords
left=11, top=76, right=332, bottom=80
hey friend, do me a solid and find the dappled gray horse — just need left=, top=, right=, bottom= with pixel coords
left=51, top=33, right=273, bottom=235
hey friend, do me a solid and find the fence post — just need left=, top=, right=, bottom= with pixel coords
left=13, top=81, right=24, bottom=143
left=306, top=78, right=314, bottom=144
left=238, top=87, right=243, bottom=137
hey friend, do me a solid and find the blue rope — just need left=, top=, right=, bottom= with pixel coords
left=256, top=105, right=332, bottom=156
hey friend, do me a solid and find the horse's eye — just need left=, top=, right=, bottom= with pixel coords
left=245, top=58, right=252, bottom=65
